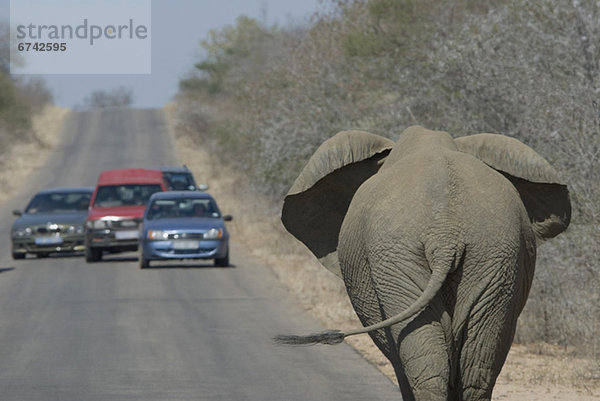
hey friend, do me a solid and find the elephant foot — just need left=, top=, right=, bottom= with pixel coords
left=461, top=386, right=492, bottom=401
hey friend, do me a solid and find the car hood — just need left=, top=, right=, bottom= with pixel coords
left=87, top=205, right=146, bottom=221
left=143, top=217, right=226, bottom=231
left=13, top=211, right=88, bottom=228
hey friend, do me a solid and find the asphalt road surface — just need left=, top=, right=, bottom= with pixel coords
left=0, top=109, right=401, bottom=400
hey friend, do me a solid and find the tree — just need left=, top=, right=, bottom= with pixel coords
left=180, top=16, right=279, bottom=95
left=81, top=87, right=134, bottom=109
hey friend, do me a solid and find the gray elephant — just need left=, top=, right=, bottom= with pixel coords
left=275, top=126, right=571, bottom=401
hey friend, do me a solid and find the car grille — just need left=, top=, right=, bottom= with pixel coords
left=34, top=224, right=67, bottom=234
left=165, top=232, right=204, bottom=240
left=110, top=219, right=140, bottom=229
left=172, top=247, right=215, bottom=255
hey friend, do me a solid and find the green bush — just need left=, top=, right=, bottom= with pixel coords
left=0, top=23, right=54, bottom=152
left=0, top=71, right=32, bottom=148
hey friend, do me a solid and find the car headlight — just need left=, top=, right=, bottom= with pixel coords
left=203, top=228, right=223, bottom=240
left=13, top=227, right=32, bottom=237
left=87, top=220, right=110, bottom=229
left=147, top=230, right=169, bottom=240
left=67, top=225, right=85, bottom=235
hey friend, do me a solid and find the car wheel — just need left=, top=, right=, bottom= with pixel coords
left=139, top=250, right=150, bottom=269
left=214, top=250, right=229, bottom=267
left=12, top=251, right=25, bottom=260
left=85, top=246, right=102, bottom=263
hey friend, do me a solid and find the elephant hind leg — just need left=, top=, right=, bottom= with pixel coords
left=457, top=284, right=522, bottom=401
left=397, top=305, right=451, bottom=401
left=457, top=315, right=516, bottom=401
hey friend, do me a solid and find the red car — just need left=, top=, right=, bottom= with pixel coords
left=85, top=168, right=166, bottom=262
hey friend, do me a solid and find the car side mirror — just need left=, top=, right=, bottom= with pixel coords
left=223, top=215, right=233, bottom=222
left=198, top=184, right=209, bottom=192
left=12, top=209, right=22, bottom=217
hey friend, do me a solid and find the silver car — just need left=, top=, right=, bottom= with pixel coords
left=138, top=191, right=232, bottom=268
left=11, top=187, right=93, bottom=259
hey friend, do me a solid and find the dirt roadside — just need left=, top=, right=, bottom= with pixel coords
left=0, top=105, right=70, bottom=206
left=165, top=104, right=600, bottom=400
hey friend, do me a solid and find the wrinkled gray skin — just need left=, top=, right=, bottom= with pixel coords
left=277, top=126, right=571, bottom=401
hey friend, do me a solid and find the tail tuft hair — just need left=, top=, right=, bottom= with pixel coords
left=273, top=330, right=345, bottom=346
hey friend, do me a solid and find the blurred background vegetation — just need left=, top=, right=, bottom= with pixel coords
left=79, top=86, right=134, bottom=110
left=175, top=0, right=599, bottom=355
left=0, top=23, right=53, bottom=154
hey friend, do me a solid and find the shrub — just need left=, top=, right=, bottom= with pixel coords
left=176, top=0, right=600, bottom=354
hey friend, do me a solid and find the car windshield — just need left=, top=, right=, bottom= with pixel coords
left=163, top=172, right=196, bottom=190
left=94, top=185, right=162, bottom=207
left=147, top=198, right=221, bottom=220
left=25, top=191, right=91, bottom=214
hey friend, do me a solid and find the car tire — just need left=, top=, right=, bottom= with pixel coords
left=214, top=250, right=229, bottom=267
left=139, top=250, right=150, bottom=269
left=12, top=251, right=25, bottom=260
left=85, top=246, right=102, bottom=263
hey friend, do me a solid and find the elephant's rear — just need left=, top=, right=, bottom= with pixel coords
left=279, top=126, right=569, bottom=401
left=338, top=146, right=535, bottom=314
left=338, top=147, right=537, bottom=400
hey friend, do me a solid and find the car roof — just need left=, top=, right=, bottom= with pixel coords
left=35, top=186, right=94, bottom=195
left=96, top=168, right=164, bottom=186
left=149, top=191, right=214, bottom=200
left=157, top=166, right=191, bottom=173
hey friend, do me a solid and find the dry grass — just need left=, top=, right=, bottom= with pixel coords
left=0, top=105, right=69, bottom=205
left=495, top=344, right=600, bottom=400
left=165, top=103, right=600, bottom=400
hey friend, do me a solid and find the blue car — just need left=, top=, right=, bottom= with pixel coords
left=138, top=191, right=232, bottom=268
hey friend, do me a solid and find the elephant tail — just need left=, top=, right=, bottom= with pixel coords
left=274, top=330, right=345, bottom=345
left=274, top=245, right=463, bottom=346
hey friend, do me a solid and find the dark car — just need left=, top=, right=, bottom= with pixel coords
left=11, top=187, right=94, bottom=259
left=138, top=191, right=231, bottom=268
left=159, top=166, right=208, bottom=191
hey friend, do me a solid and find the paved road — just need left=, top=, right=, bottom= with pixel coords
left=0, top=109, right=401, bottom=400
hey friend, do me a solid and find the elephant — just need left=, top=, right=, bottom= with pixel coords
left=275, top=126, right=571, bottom=401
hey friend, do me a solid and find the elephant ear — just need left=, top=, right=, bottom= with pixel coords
left=281, top=130, right=395, bottom=278
left=455, top=133, right=571, bottom=240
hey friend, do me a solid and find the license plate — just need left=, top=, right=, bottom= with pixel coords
left=115, top=230, right=138, bottom=240
left=173, top=240, right=199, bottom=250
left=35, top=236, right=63, bottom=245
